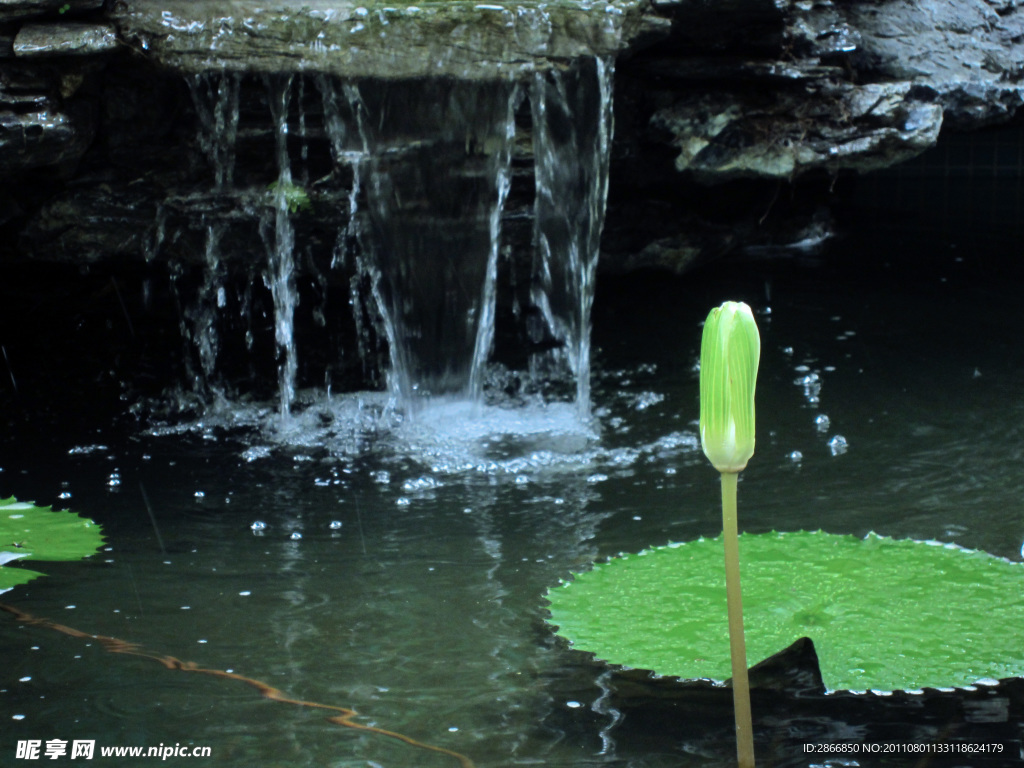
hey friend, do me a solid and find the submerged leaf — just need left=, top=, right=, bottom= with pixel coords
left=1, top=497, right=105, bottom=593
left=545, top=531, right=1024, bottom=692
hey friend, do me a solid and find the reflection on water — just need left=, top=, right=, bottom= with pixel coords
left=4, top=216, right=1024, bottom=766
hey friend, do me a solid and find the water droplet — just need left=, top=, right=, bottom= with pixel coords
left=58, top=491, right=71, bottom=500
left=19, top=676, right=31, bottom=682
left=239, top=591, right=251, bottom=597
left=586, top=473, right=608, bottom=484
left=194, top=491, right=205, bottom=498
left=12, top=714, right=25, bottom=720
left=396, top=497, right=411, bottom=506
left=814, top=414, right=830, bottom=433
left=566, top=700, right=582, bottom=708
left=329, top=520, right=343, bottom=530
left=788, top=450, right=803, bottom=462
left=250, top=520, right=267, bottom=532
left=828, top=435, right=848, bottom=456
left=289, top=532, right=302, bottom=540
left=106, top=472, right=121, bottom=488
left=372, top=470, right=390, bottom=484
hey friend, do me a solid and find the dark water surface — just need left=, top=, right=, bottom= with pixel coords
left=3, top=183, right=1024, bottom=767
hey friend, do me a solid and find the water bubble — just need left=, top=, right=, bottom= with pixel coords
left=58, top=492, right=72, bottom=500
left=514, top=475, right=530, bottom=485
left=194, top=491, right=205, bottom=499
left=372, top=470, right=391, bottom=485
left=402, top=475, right=441, bottom=492
left=106, top=472, right=121, bottom=488
left=289, top=532, right=302, bottom=541
left=242, top=445, right=273, bottom=463
left=396, top=497, right=411, bottom=506
left=239, top=591, right=251, bottom=597
left=814, top=414, right=830, bottom=433
left=788, top=450, right=803, bottom=462
left=250, top=520, right=267, bottom=532
left=586, top=473, right=608, bottom=484
left=633, top=391, right=665, bottom=411
left=828, top=435, right=848, bottom=456
left=329, top=520, right=343, bottom=530
left=796, top=372, right=821, bottom=405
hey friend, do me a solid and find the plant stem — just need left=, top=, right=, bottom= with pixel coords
left=721, top=470, right=755, bottom=768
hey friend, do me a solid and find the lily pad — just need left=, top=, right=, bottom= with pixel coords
left=1, top=497, right=105, bottom=594
left=545, top=531, right=1024, bottom=692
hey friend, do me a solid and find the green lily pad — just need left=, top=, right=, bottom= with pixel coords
left=545, top=531, right=1024, bottom=692
left=1, top=497, right=105, bottom=593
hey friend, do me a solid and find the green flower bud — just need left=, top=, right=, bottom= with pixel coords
left=699, top=301, right=760, bottom=473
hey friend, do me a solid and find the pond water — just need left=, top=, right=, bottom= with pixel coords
left=4, top=172, right=1024, bottom=766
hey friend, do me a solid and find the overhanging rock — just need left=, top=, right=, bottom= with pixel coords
left=111, top=0, right=671, bottom=80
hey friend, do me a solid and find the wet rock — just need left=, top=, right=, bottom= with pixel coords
left=847, top=0, right=1024, bottom=129
left=0, top=0, right=103, bottom=23
left=111, top=0, right=670, bottom=80
left=18, top=181, right=157, bottom=260
left=651, top=81, right=944, bottom=180
left=0, top=93, right=95, bottom=171
left=13, top=22, right=118, bottom=57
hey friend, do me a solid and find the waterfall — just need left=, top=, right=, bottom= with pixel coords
left=261, top=75, right=300, bottom=422
left=178, top=74, right=240, bottom=398
left=529, top=57, right=615, bottom=416
left=187, top=73, right=240, bottom=191
left=172, top=59, right=614, bottom=426
left=342, top=78, right=520, bottom=405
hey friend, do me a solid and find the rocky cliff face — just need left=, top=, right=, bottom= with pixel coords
left=1, top=0, right=1022, bottom=272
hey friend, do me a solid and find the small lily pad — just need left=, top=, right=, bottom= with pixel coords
left=1, top=497, right=105, bottom=593
left=545, top=531, right=1024, bottom=692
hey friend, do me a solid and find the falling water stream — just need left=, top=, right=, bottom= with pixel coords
left=172, top=59, right=614, bottom=427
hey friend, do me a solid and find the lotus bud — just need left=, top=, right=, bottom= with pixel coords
left=699, top=301, right=760, bottom=474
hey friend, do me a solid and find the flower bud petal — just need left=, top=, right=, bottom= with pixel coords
left=699, top=301, right=760, bottom=473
